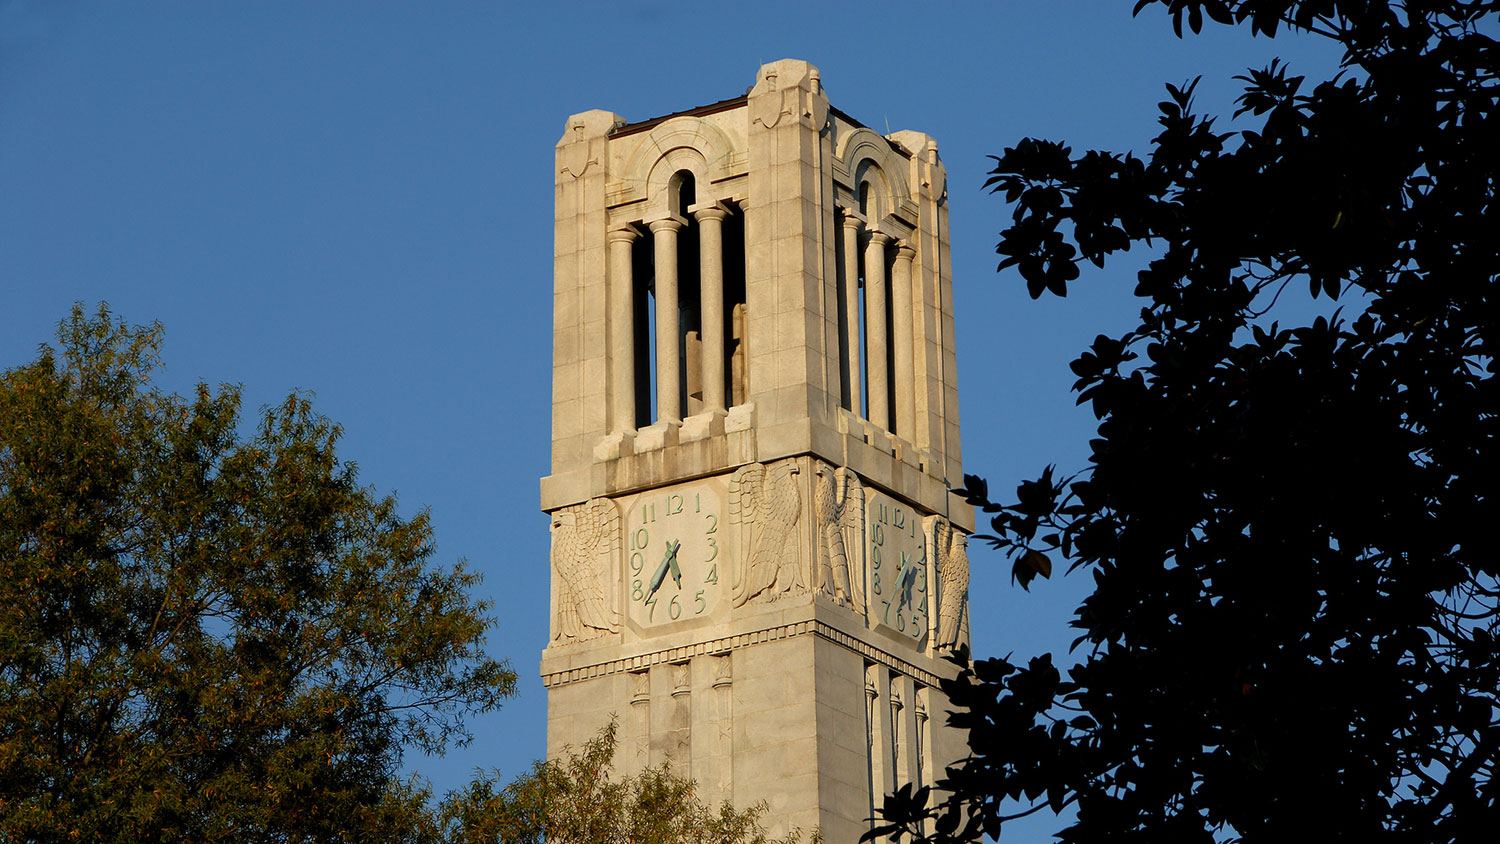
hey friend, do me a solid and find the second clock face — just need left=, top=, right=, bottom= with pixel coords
left=867, top=489, right=929, bottom=647
left=624, top=478, right=727, bottom=630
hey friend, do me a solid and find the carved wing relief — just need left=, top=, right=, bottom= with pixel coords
left=550, top=497, right=620, bottom=644
left=730, top=459, right=804, bottom=606
left=814, top=461, right=865, bottom=611
left=929, top=517, right=971, bottom=652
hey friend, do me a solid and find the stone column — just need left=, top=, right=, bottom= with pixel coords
left=840, top=211, right=864, bottom=415
left=864, top=231, right=892, bottom=430
left=694, top=205, right=729, bottom=415
left=650, top=217, right=685, bottom=424
left=891, top=242, right=917, bottom=439
left=608, top=227, right=640, bottom=435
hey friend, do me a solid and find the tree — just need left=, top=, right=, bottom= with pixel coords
left=0, top=305, right=516, bottom=843
left=440, top=722, right=814, bottom=844
left=873, top=2, right=1497, bottom=841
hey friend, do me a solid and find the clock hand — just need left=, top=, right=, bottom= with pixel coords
left=647, top=540, right=682, bottom=599
left=897, top=562, right=917, bottom=613
left=666, top=540, right=682, bottom=588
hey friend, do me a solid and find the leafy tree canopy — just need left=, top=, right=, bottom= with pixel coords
left=441, top=722, right=814, bottom=844
left=0, top=305, right=516, bottom=842
left=876, top=1, right=1496, bottom=841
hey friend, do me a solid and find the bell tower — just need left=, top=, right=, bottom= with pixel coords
left=540, top=59, right=972, bottom=840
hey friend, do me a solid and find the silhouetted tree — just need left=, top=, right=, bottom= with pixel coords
left=873, top=2, right=1497, bottom=841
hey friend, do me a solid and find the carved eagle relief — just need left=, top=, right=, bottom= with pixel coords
left=928, top=517, right=971, bottom=653
left=729, top=459, right=804, bottom=606
left=814, top=461, right=865, bottom=611
left=550, top=498, right=620, bottom=643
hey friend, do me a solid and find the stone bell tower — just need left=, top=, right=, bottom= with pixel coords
left=540, top=59, right=972, bottom=841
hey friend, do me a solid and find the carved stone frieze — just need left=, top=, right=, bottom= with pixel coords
left=729, top=458, right=805, bottom=606
left=549, top=497, right=621, bottom=644
left=927, top=517, right=971, bottom=653
left=813, top=461, right=866, bottom=612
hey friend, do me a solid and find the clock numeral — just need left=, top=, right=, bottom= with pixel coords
left=704, top=564, right=718, bottom=585
left=897, top=612, right=906, bottom=632
left=630, top=552, right=644, bottom=574
left=705, top=513, right=717, bottom=534
left=641, top=504, right=656, bottom=524
left=631, top=527, right=649, bottom=550
left=645, top=595, right=658, bottom=621
left=632, top=579, right=643, bottom=601
left=893, top=508, right=905, bottom=530
left=880, top=598, right=891, bottom=622
left=870, top=523, right=885, bottom=545
left=705, top=537, right=718, bottom=562
left=872, top=572, right=881, bottom=593
left=695, top=493, right=701, bottom=513
left=694, top=590, right=706, bottom=614
left=669, top=595, right=682, bottom=619
left=871, top=546, right=881, bottom=570
left=667, top=494, right=683, bottom=515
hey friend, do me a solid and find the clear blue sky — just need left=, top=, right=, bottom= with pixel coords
left=1, top=0, right=1344, bottom=828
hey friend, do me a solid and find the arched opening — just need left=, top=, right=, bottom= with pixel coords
left=669, top=170, right=696, bottom=217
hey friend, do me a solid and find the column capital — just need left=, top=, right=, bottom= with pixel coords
left=607, top=226, right=641, bottom=245
left=840, top=206, right=866, bottom=227
left=647, top=215, right=687, bottom=234
left=894, top=241, right=917, bottom=260
left=690, top=203, right=730, bottom=224
left=866, top=230, right=892, bottom=247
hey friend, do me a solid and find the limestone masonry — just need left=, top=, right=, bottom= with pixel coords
left=541, top=59, right=972, bottom=841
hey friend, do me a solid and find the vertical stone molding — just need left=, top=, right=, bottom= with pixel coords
left=865, top=664, right=893, bottom=809
left=650, top=217, right=686, bottom=424
left=864, top=669, right=880, bottom=836
left=629, top=670, right=651, bottom=769
left=891, top=242, right=918, bottom=441
left=864, top=232, right=892, bottom=431
left=667, top=662, right=692, bottom=769
left=915, top=687, right=931, bottom=791
left=711, top=655, right=733, bottom=801
left=608, top=227, right=641, bottom=436
left=889, top=680, right=904, bottom=787
left=693, top=205, right=730, bottom=415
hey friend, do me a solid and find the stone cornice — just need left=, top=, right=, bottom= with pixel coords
left=541, top=619, right=944, bottom=689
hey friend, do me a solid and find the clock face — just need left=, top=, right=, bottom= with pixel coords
left=866, top=490, right=929, bottom=646
left=624, top=478, right=727, bottom=630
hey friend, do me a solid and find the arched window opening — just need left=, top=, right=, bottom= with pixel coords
left=669, top=170, right=697, bottom=217
left=632, top=236, right=655, bottom=428
left=723, top=208, right=748, bottom=407
left=857, top=236, right=870, bottom=419
left=680, top=219, right=703, bottom=416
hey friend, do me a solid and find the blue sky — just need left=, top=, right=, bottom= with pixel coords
left=1, top=0, right=1345, bottom=829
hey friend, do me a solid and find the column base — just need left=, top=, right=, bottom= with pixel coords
left=680, top=409, right=728, bottom=443
left=635, top=420, right=680, bottom=452
left=594, top=431, right=635, bottom=462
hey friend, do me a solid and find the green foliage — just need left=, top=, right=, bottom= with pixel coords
left=440, top=722, right=814, bottom=844
left=0, top=304, right=516, bottom=843
left=875, top=2, right=1497, bottom=842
